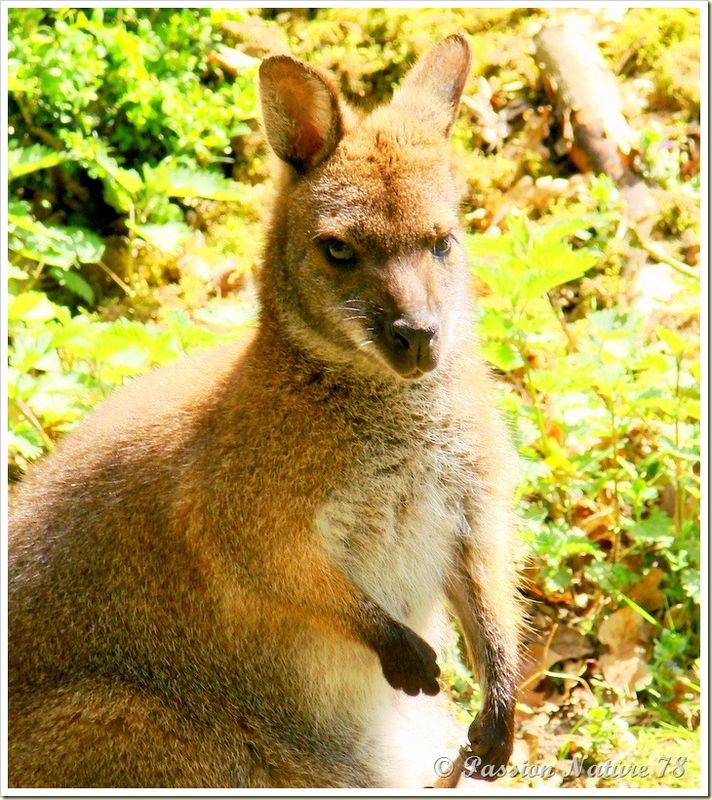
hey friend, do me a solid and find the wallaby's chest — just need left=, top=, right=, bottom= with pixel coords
left=314, top=424, right=468, bottom=628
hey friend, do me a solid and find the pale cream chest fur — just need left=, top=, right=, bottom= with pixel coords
left=314, top=408, right=470, bottom=635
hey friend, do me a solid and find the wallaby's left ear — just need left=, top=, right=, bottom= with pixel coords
left=391, top=34, right=472, bottom=137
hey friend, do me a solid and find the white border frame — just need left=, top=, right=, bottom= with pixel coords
left=1, top=2, right=708, bottom=797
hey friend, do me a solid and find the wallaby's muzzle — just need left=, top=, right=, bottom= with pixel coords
left=380, top=314, right=440, bottom=379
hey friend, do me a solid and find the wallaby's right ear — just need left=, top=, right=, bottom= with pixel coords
left=259, top=56, right=344, bottom=173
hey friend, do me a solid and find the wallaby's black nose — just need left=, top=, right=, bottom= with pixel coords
left=387, top=317, right=440, bottom=374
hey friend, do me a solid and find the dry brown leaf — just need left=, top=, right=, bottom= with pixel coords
left=519, top=642, right=555, bottom=689
left=510, top=737, right=532, bottom=766
left=521, top=625, right=594, bottom=679
left=518, top=625, right=594, bottom=706
left=560, top=658, right=590, bottom=698
left=627, top=567, right=665, bottom=611
left=550, top=626, right=595, bottom=661
left=518, top=686, right=548, bottom=709
left=576, top=504, right=615, bottom=534
left=462, top=77, right=511, bottom=149
left=597, top=607, right=654, bottom=693
left=598, top=606, right=654, bottom=651
left=599, top=652, right=652, bottom=693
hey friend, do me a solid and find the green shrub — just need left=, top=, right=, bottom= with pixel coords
left=469, top=213, right=700, bottom=716
left=8, top=7, right=261, bottom=308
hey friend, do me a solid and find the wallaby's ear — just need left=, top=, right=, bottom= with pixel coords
left=391, top=34, right=472, bottom=137
left=259, top=55, right=344, bottom=173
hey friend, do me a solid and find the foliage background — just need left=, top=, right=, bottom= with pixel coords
left=6, top=7, right=702, bottom=789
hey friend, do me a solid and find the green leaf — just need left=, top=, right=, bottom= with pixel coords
left=94, top=152, right=143, bottom=194
left=476, top=307, right=515, bottom=339
left=146, top=164, right=250, bottom=202
left=468, top=213, right=600, bottom=308
left=60, top=227, right=105, bottom=264
left=545, top=565, right=573, bottom=593
left=9, top=145, right=66, bottom=179
left=635, top=353, right=670, bottom=374
left=8, top=265, right=30, bottom=281
left=480, top=340, right=523, bottom=372
left=656, top=326, right=686, bottom=359
left=680, top=568, right=700, bottom=603
left=163, top=310, right=223, bottom=351
left=508, top=214, right=530, bottom=248
left=521, top=244, right=598, bottom=301
left=192, top=297, right=258, bottom=330
left=127, top=221, right=191, bottom=252
left=7, top=428, right=45, bottom=461
left=471, top=254, right=525, bottom=301
left=618, top=592, right=662, bottom=627
left=629, top=508, right=675, bottom=548
left=8, top=291, right=61, bottom=324
left=48, top=267, right=95, bottom=305
left=61, top=133, right=143, bottom=211
left=8, top=212, right=69, bottom=240
left=10, top=232, right=73, bottom=268
left=9, top=219, right=104, bottom=268
left=8, top=58, right=37, bottom=94
left=563, top=539, right=602, bottom=556
left=9, top=331, right=61, bottom=373
left=9, top=198, right=32, bottom=216
left=467, top=233, right=515, bottom=257
left=537, top=214, right=606, bottom=246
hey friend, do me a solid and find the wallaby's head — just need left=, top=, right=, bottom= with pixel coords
left=259, top=35, right=472, bottom=381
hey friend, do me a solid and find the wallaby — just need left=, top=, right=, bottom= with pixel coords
left=8, top=35, right=523, bottom=788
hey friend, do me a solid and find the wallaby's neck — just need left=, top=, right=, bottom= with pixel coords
left=251, top=304, right=467, bottom=416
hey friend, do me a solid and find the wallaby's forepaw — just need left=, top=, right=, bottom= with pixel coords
left=377, top=623, right=440, bottom=696
left=464, top=711, right=514, bottom=781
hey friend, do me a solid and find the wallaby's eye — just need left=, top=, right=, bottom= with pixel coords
left=431, top=235, right=452, bottom=258
left=322, top=238, right=356, bottom=267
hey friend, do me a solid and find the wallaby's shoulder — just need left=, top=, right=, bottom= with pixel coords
left=9, top=334, right=258, bottom=507
left=95, top=333, right=257, bottom=423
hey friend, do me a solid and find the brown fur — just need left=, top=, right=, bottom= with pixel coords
left=8, top=35, right=523, bottom=788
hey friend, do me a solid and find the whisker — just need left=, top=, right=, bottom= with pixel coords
left=330, top=298, right=384, bottom=314
left=331, top=303, right=368, bottom=312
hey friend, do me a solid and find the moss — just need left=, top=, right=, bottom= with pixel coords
left=656, top=194, right=700, bottom=238
left=248, top=8, right=541, bottom=107
left=603, top=8, right=700, bottom=114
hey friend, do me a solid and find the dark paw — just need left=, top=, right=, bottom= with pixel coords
left=463, top=711, right=514, bottom=782
left=377, top=623, right=440, bottom=696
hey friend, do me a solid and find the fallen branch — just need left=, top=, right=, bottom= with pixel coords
left=535, top=16, right=653, bottom=220
left=630, top=227, right=700, bottom=280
